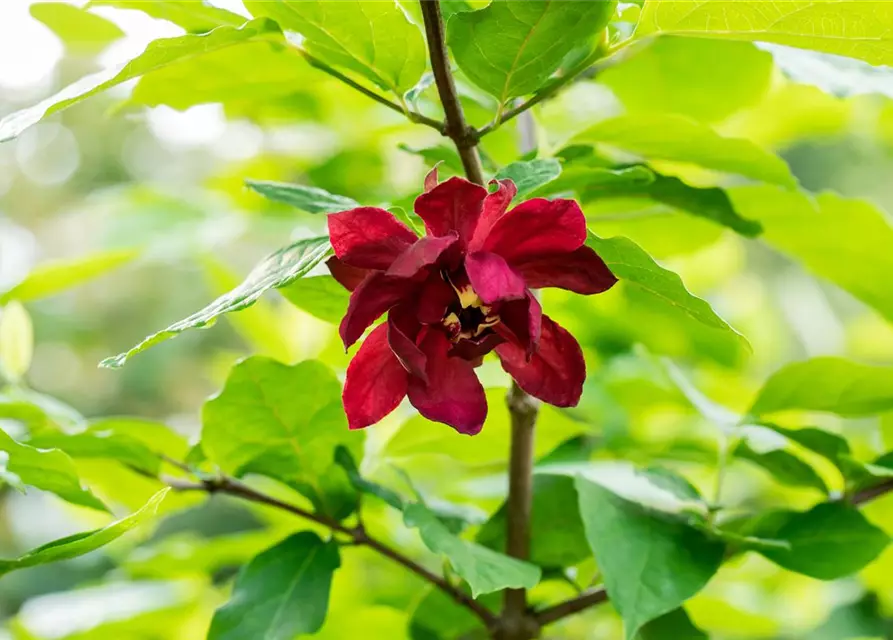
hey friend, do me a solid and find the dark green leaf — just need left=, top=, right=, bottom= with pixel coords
left=574, top=114, right=795, bottom=187
left=448, top=0, right=617, bottom=103
left=334, top=445, right=404, bottom=511
left=637, top=607, right=707, bottom=640
left=748, top=502, right=889, bottom=580
left=403, top=502, right=541, bottom=598
left=587, top=233, right=749, bottom=349
left=0, top=250, right=138, bottom=304
left=477, top=475, right=589, bottom=568
left=245, top=180, right=359, bottom=214
left=761, top=424, right=851, bottom=469
left=88, top=0, right=246, bottom=33
left=0, top=489, right=168, bottom=575
left=101, top=236, right=331, bottom=368
left=535, top=164, right=656, bottom=198
left=750, top=357, right=893, bottom=418
left=279, top=276, right=349, bottom=325
left=576, top=477, right=725, bottom=639
left=493, top=158, right=561, bottom=200
left=202, top=357, right=360, bottom=520
left=0, top=428, right=107, bottom=512
left=208, top=531, right=339, bottom=640
left=245, top=0, right=426, bottom=93
left=30, top=2, right=124, bottom=53
left=0, top=19, right=279, bottom=143
left=734, top=439, right=828, bottom=494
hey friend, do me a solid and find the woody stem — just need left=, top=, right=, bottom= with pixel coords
left=419, top=2, right=540, bottom=637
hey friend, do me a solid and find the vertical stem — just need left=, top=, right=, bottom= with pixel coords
left=418, top=3, right=540, bottom=637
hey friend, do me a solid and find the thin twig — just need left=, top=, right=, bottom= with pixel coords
left=418, top=0, right=484, bottom=184
left=533, top=587, right=608, bottom=626
left=852, top=478, right=893, bottom=506
left=295, top=48, right=445, bottom=133
left=167, top=474, right=497, bottom=628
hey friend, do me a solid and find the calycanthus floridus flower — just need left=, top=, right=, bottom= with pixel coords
left=327, top=170, right=617, bottom=435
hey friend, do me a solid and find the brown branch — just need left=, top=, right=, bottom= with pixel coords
left=295, top=48, right=444, bottom=133
left=852, top=478, right=893, bottom=506
left=167, top=474, right=497, bottom=628
left=533, top=587, right=608, bottom=626
left=418, top=0, right=484, bottom=184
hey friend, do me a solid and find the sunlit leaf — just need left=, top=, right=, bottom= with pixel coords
left=750, top=357, right=893, bottom=418
left=30, top=2, right=124, bottom=53
left=0, top=428, right=108, bottom=512
left=403, top=502, right=541, bottom=598
left=0, top=19, right=280, bottom=143
left=0, top=489, right=168, bottom=575
left=245, top=0, right=426, bottom=93
left=208, top=532, right=339, bottom=640
left=279, top=276, right=349, bottom=325
left=245, top=180, right=359, bottom=214
left=88, top=0, right=246, bottom=33
left=0, top=250, right=138, bottom=304
left=0, top=302, right=33, bottom=383
left=574, top=114, right=795, bottom=187
left=28, top=429, right=162, bottom=477
left=636, top=0, right=893, bottom=68
left=448, top=0, right=616, bottom=103
left=493, top=158, right=561, bottom=200
left=101, top=236, right=331, bottom=368
left=576, top=477, right=724, bottom=639
left=734, top=439, right=828, bottom=494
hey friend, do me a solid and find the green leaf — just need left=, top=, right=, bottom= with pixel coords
left=0, top=250, right=138, bottom=304
left=734, top=439, right=828, bottom=494
left=398, top=144, right=466, bottom=175
left=0, top=19, right=279, bottom=143
left=448, top=0, right=617, bottom=103
left=0, top=428, right=107, bottom=512
left=334, top=446, right=404, bottom=511
left=729, top=186, right=893, bottom=325
left=278, top=276, right=349, bottom=325
left=403, top=502, right=541, bottom=598
left=534, top=164, right=656, bottom=198
left=574, top=114, right=795, bottom=187
left=587, top=173, right=763, bottom=237
left=202, top=357, right=359, bottom=520
left=586, top=233, right=748, bottom=348
left=245, top=180, right=359, bottom=214
left=30, top=2, right=124, bottom=53
left=600, top=36, right=773, bottom=122
left=759, top=42, right=893, bottom=100
left=0, top=302, right=33, bottom=382
left=750, top=357, right=893, bottom=418
left=747, top=502, right=889, bottom=580
left=493, top=158, right=562, bottom=200
left=245, top=0, right=426, bottom=94
left=761, top=424, right=851, bottom=470
left=476, top=474, right=589, bottom=568
left=576, top=477, right=725, bottom=639
left=88, top=0, right=246, bottom=33
left=208, top=531, right=339, bottom=640
left=0, top=488, right=168, bottom=575
left=636, top=0, right=893, bottom=68
left=100, top=236, right=331, bottom=368
left=638, top=607, right=707, bottom=640
left=28, top=429, right=162, bottom=477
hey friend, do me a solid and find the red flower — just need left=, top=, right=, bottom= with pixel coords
left=327, top=172, right=617, bottom=435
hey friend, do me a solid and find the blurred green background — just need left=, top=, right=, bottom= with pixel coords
left=1, top=1, right=892, bottom=638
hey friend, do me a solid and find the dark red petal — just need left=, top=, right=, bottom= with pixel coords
left=479, top=198, right=587, bottom=264
left=387, top=233, right=459, bottom=279
left=424, top=165, right=439, bottom=193
left=340, top=272, right=416, bottom=349
left=464, top=251, right=526, bottom=304
left=469, top=179, right=517, bottom=251
left=513, top=245, right=617, bottom=295
left=414, top=176, right=488, bottom=248
left=388, top=303, right=427, bottom=383
left=326, top=256, right=369, bottom=292
left=449, top=332, right=505, bottom=361
left=494, top=292, right=542, bottom=358
left=496, top=315, right=585, bottom=407
left=407, top=331, right=488, bottom=435
left=328, top=207, right=418, bottom=270
left=417, top=272, right=456, bottom=324
left=343, top=323, right=408, bottom=429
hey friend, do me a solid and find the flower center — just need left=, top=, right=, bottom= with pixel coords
left=441, top=271, right=500, bottom=342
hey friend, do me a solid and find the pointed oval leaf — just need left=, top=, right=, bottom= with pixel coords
left=245, top=180, right=359, bottom=214
left=208, top=532, right=340, bottom=640
left=88, top=0, right=246, bottom=33
left=101, top=236, right=331, bottom=368
left=30, top=2, right=125, bottom=53
left=493, top=158, right=561, bottom=201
